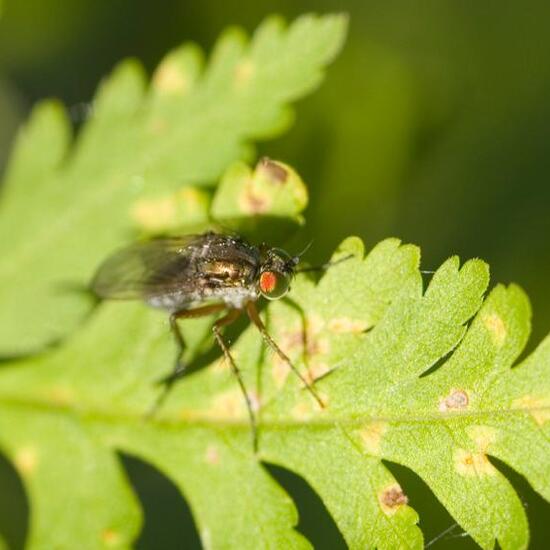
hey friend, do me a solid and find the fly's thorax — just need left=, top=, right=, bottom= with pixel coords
left=200, top=259, right=256, bottom=284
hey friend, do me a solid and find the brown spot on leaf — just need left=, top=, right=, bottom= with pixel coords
left=238, top=180, right=272, bottom=214
left=259, top=157, right=288, bottom=184
left=378, top=485, right=408, bottom=515
left=439, top=389, right=469, bottom=412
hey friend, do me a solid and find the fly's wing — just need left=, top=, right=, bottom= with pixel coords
left=91, top=237, right=200, bottom=300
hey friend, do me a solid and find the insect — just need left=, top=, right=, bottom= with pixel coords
left=92, top=231, right=341, bottom=447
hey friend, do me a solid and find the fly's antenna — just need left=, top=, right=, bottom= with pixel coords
left=295, top=253, right=354, bottom=274
left=291, top=240, right=314, bottom=266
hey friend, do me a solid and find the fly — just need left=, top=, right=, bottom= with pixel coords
left=92, top=231, right=346, bottom=448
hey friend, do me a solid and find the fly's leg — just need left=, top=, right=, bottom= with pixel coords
left=147, top=303, right=227, bottom=418
left=246, top=301, right=325, bottom=409
left=211, top=309, right=259, bottom=451
left=155, top=313, right=186, bottom=387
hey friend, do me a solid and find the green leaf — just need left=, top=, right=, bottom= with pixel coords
left=1, top=11, right=548, bottom=549
left=0, top=231, right=548, bottom=548
left=131, top=157, right=308, bottom=242
left=0, top=13, right=347, bottom=355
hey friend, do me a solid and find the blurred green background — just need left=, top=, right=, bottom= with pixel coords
left=0, top=0, right=549, bottom=548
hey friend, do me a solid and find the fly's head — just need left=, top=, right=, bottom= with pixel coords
left=257, top=247, right=299, bottom=300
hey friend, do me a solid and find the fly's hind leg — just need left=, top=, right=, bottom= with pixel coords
left=146, top=303, right=227, bottom=418
left=211, top=309, right=259, bottom=451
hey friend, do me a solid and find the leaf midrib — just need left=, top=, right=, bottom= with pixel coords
left=0, top=392, right=545, bottom=430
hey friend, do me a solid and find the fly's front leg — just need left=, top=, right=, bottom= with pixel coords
left=211, top=309, right=259, bottom=451
left=147, top=303, right=227, bottom=418
left=246, top=301, right=325, bottom=409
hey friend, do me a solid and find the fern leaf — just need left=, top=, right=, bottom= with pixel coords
left=0, top=13, right=347, bottom=354
left=0, top=231, right=548, bottom=548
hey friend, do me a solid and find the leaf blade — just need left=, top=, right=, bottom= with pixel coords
left=0, top=13, right=348, bottom=354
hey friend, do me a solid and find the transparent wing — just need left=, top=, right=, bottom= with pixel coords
left=91, top=236, right=200, bottom=300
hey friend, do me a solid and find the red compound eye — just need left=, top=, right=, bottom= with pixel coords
left=259, top=270, right=291, bottom=300
left=259, top=271, right=277, bottom=294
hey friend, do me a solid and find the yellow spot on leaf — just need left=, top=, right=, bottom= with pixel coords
left=271, top=316, right=330, bottom=389
left=271, top=359, right=290, bottom=389
left=279, top=317, right=328, bottom=356
left=512, top=395, right=550, bottom=425
left=14, top=447, right=38, bottom=476
left=132, top=196, right=177, bottom=231
left=454, top=448, right=496, bottom=477
left=179, top=187, right=206, bottom=206
left=238, top=179, right=273, bottom=214
left=466, top=425, right=498, bottom=452
left=132, top=187, right=208, bottom=232
left=359, top=421, right=387, bottom=456
left=149, top=116, right=168, bottom=135
left=438, top=388, right=470, bottom=412
left=290, top=392, right=327, bottom=418
left=304, top=362, right=330, bottom=385
left=234, top=59, right=255, bottom=88
left=249, top=391, right=261, bottom=413
left=201, top=528, right=212, bottom=550
left=316, top=391, right=329, bottom=409
left=205, top=445, right=220, bottom=465
left=211, top=355, right=229, bottom=374
left=153, top=61, right=189, bottom=94
left=101, top=529, right=121, bottom=546
left=378, top=484, right=408, bottom=516
left=328, top=317, right=368, bottom=334
left=210, top=389, right=246, bottom=419
left=48, top=386, right=74, bottom=406
left=482, top=312, right=506, bottom=346
left=291, top=401, right=313, bottom=420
